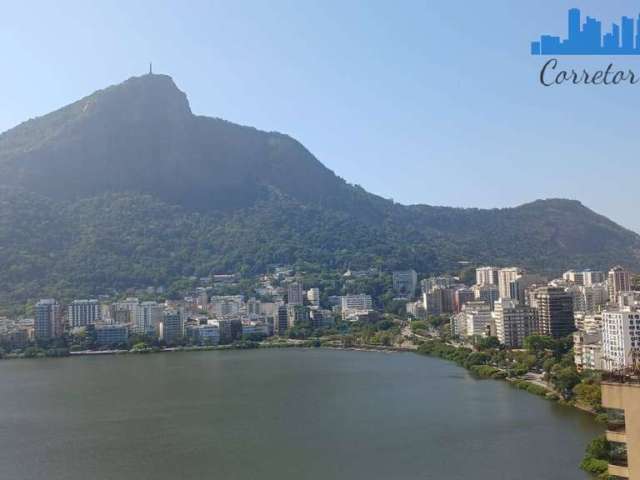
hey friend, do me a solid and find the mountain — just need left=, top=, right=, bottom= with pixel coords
left=0, top=73, right=638, bottom=310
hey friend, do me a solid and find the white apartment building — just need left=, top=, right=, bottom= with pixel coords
left=563, top=270, right=585, bottom=285
left=498, top=267, right=522, bottom=300
left=341, top=294, right=373, bottom=321
left=461, top=301, right=493, bottom=338
left=574, top=312, right=602, bottom=335
left=475, top=266, right=499, bottom=286
left=450, top=312, right=466, bottom=337
left=68, top=299, right=101, bottom=328
left=135, top=302, right=164, bottom=336
left=602, top=307, right=640, bottom=372
left=392, top=270, right=418, bottom=298
left=307, top=288, right=320, bottom=307
left=582, top=270, right=605, bottom=287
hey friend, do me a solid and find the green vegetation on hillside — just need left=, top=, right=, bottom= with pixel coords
left=1, top=74, right=639, bottom=312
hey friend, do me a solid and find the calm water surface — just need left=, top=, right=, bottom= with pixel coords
left=0, top=349, right=602, bottom=480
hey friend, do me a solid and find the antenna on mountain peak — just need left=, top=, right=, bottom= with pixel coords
left=149, top=62, right=153, bottom=75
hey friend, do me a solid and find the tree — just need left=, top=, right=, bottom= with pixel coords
left=550, top=364, right=580, bottom=399
left=573, top=380, right=602, bottom=411
left=524, top=335, right=555, bottom=353
left=542, top=357, right=557, bottom=374
left=476, top=336, right=500, bottom=351
left=464, top=352, right=491, bottom=368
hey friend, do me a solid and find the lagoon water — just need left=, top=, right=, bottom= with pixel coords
left=0, top=349, right=602, bottom=480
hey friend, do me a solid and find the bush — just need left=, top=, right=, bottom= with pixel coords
left=469, top=365, right=506, bottom=379
left=580, top=436, right=610, bottom=477
left=511, top=380, right=549, bottom=397
left=410, top=321, right=428, bottom=333
left=579, top=457, right=608, bottom=475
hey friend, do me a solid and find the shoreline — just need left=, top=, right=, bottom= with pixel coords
left=0, top=339, right=608, bottom=419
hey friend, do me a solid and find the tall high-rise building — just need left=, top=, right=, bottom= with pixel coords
left=196, top=288, right=209, bottom=308
left=583, top=270, right=606, bottom=287
left=535, top=287, right=575, bottom=338
left=34, top=299, right=62, bottom=340
left=422, top=289, right=443, bottom=316
left=287, top=282, right=304, bottom=306
left=473, top=284, right=499, bottom=311
left=608, top=266, right=632, bottom=302
left=137, top=302, right=164, bottom=336
left=475, top=266, right=499, bottom=286
left=217, top=318, right=242, bottom=344
left=498, top=267, right=522, bottom=300
left=493, top=299, right=538, bottom=348
left=111, top=298, right=141, bottom=326
left=510, top=274, right=546, bottom=305
left=161, top=310, right=183, bottom=344
left=460, top=301, right=493, bottom=338
left=453, top=288, right=475, bottom=314
left=563, top=270, right=584, bottom=285
left=306, top=288, right=320, bottom=307
left=578, top=284, right=609, bottom=314
left=287, top=304, right=309, bottom=328
left=273, top=304, right=289, bottom=335
left=602, top=307, right=640, bottom=372
left=392, top=270, right=418, bottom=298
left=246, top=298, right=261, bottom=316
left=68, top=299, right=101, bottom=328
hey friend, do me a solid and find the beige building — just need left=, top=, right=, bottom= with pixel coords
left=602, top=378, right=640, bottom=479
left=573, top=330, right=602, bottom=371
left=609, top=266, right=632, bottom=303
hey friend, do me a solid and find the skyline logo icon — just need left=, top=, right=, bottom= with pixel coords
left=531, top=8, right=640, bottom=55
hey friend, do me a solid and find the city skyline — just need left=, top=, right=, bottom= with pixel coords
left=532, top=8, right=640, bottom=55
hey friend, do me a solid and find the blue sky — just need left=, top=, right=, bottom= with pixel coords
left=1, top=1, right=639, bottom=231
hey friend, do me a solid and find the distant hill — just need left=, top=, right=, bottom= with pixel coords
left=0, top=74, right=638, bottom=310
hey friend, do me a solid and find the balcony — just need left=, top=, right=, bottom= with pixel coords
left=606, top=429, right=627, bottom=444
left=607, top=463, right=629, bottom=479
left=605, top=409, right=626, bottom=444
left=608, top=441, right=629, bottom=478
